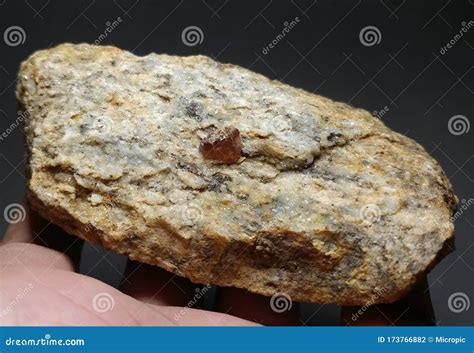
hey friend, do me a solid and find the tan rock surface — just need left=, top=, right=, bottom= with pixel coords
left=17, top=43, right=457, bottom=305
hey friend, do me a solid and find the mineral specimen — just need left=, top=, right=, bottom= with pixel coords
left=199, top=127, right=242, bottom=164
left=18, top=44, right=457, bottom=305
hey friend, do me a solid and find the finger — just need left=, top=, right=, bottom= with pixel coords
left=341, top=277, right=434, bottom=326
left=3, top=203, right=82, bottom=254
left=1, top=205, right=83, bottom=272
left=143, top=305, right=260, bottom=326
left=0, top=264, right=258, bottom=326
left=2, top=203, right=36, bottom=244
left=119, top=260, right=203, bottom=307
left=214, top=287, right=300, bottom=326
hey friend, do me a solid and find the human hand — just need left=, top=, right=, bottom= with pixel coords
left=0, top=206, right=299, bottom=325
left=0, top=205, right=434, bottom=326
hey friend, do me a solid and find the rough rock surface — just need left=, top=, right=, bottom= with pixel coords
left=17, top=44, right=457, bottom=305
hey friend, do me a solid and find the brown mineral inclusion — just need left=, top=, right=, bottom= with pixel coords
left=200, top=127, right=242, bottom=164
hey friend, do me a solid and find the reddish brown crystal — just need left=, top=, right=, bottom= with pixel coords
left=200, top=127, right=242, bottom=164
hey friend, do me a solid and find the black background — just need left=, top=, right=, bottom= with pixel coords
left=0, top=0, right=473, bottom=325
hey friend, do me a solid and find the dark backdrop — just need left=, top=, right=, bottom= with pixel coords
left=0, top=0, right=473, bottom=325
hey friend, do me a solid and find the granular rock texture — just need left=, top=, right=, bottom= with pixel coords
left=17, top=44, right=457, bottom=305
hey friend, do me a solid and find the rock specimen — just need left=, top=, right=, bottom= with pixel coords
left=17, top=44, right=457, bottom=305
